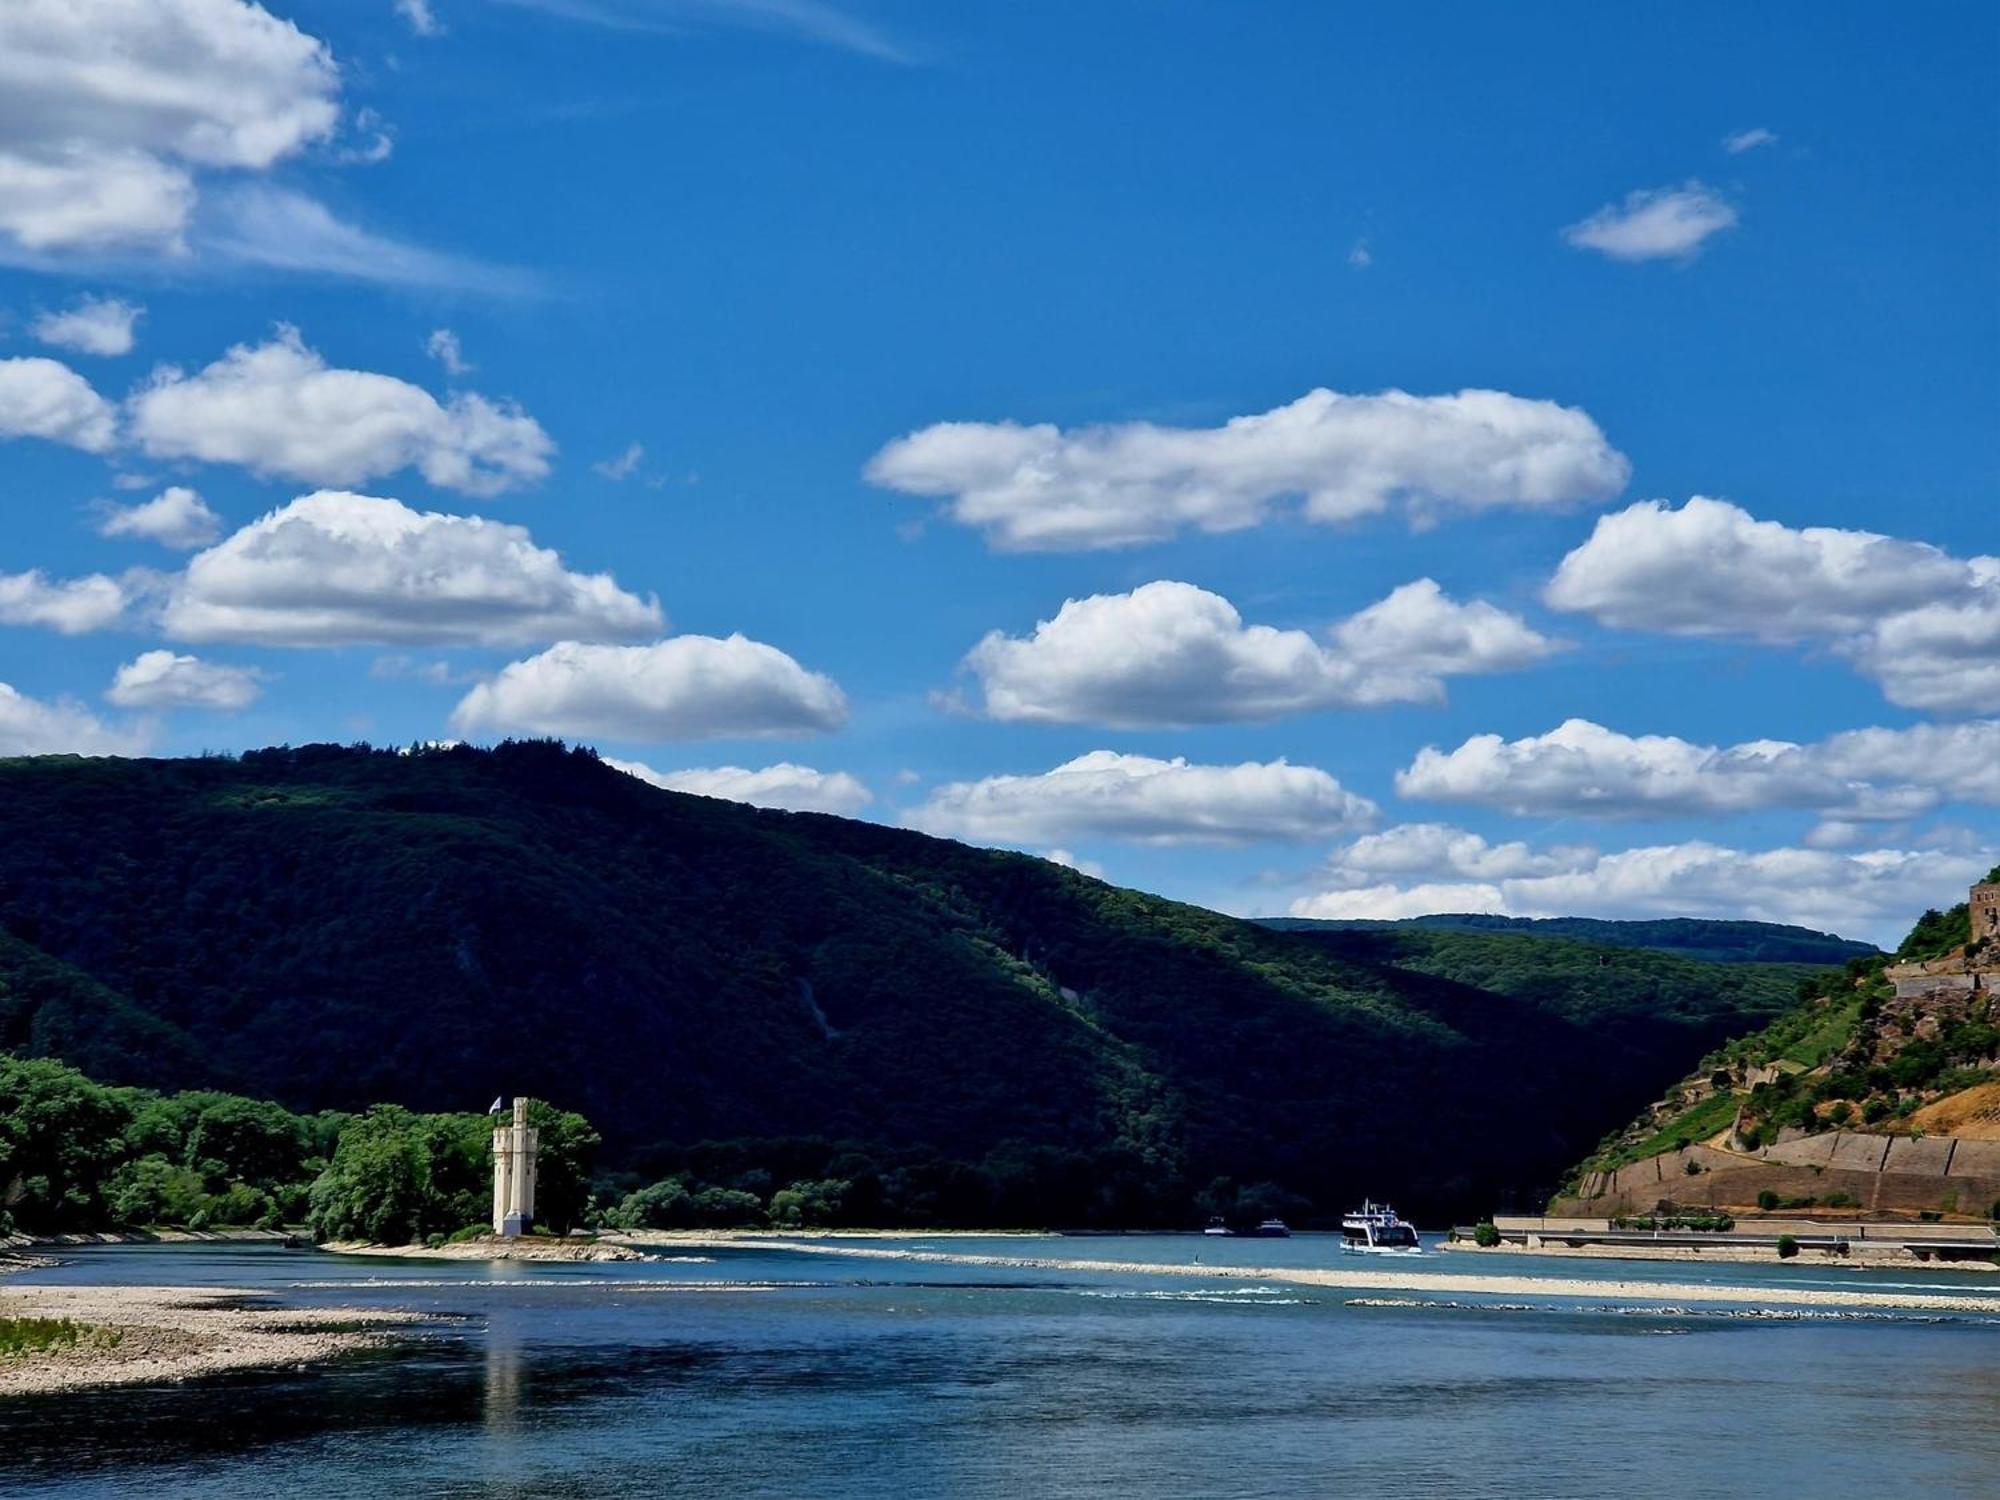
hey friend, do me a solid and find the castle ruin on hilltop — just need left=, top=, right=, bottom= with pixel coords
left=1884, top=880, right=2000, bottom=1004
left=1558, top=881, right=2000, bottom=1231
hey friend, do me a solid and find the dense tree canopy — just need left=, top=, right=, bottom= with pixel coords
left=0, top=1056, right=343, bottom=1235
left=0, top=1054, right=596, bottom=1243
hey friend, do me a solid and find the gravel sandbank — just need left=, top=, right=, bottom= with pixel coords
left=0, top=1284, right=423, bottom=1398
left=621, top=1235, right=2000, bottom=1316
left=1439, top=1239, right=2000, bottom=1272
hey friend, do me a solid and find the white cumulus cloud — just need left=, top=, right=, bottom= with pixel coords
left=1395, top=717, right=2000, bottom=821
left=1289, top=831, right=1991, bottom=947
left=0, top=680, right=151, bottom=756
left=452, top=636, right=849, bottom=742
left=906, top=751, right=1378, bottom=848
left=106, top=650, right=261, bottom=710
left=1330, top=578, right=1560, bottom=679
left=162, top=490, right=661, bottom=646
left=0, top=570, right=132, bottom=634
left=127, top=326, right=554, bottom=497
left=96, top=485, right=222, bottom=549
left=1563, top=181, right=1738, bottom=262
left=0, top=357, right=117, bottom=452
left=959, top=579, right=1557, bottom=727
left=1318, top=823, right=1595, bottom=882
left=0, top=0, right=340, bottom=256
left=1545, top=497, right=2000, bottom=713
left=31, top=295, right=143, bottom=357
left=607, top=757, right=872, bottom=816
left=865, top=387, right=1629, bottom=550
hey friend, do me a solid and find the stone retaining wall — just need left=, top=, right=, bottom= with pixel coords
left=1563, top=1132, right=2000, bottom=1218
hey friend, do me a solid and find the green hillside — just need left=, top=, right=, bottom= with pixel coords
left=1261, top=914, right=1878, bottom=966
left=1274, top=926, right=1816, bottom=1045
left=0, top=742, right=1830, bottom=1223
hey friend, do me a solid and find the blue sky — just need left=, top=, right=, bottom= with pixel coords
left=1, top=1, right=1995, bottom=943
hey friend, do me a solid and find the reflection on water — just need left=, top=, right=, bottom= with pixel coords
left=484, top=1320, right=523, bottom=1449
left=4, top=1242, right=2000, bottom=1499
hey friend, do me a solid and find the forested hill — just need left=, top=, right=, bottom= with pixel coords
left=1262, top=915, right=1877, bottom=967
left=0, top=743, right=1820, bottom=1222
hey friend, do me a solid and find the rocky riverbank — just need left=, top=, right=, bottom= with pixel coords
left=325, top=1236, right=654, bottom=1263
left=0, top=1284, right=424, bottom=1398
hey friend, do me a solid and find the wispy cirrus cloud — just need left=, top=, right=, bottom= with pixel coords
left=491, top=0, right=917, bottom=62
left=1723, top=127, right=1779, bottom=155
left=197, top=185, right=538, bottom=296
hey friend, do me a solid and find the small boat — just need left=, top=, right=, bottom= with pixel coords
left=1340, top=1201, right=1420, bottom=1254
left=1202, top=1216, right=1232, bottom=1236
left=1250, top=1217, right=1292, bottom=1238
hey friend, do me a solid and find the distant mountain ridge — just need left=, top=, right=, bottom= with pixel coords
left=1261, top=914, right=1879, bottom=967
left=0, top=742, right=1834, bottom=1222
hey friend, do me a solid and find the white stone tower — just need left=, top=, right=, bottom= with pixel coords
left=491, top=1097, right=538, bottom=1237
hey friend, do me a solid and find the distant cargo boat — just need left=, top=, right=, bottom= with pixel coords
left=1203, top=1217, right=1232, bottom=1236
left=1340, top=1202, right=1420, bottom=1254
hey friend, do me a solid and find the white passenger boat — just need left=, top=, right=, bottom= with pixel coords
left=1340, top=1201, right=1420, bottom=1254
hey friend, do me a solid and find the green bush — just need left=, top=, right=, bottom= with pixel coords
left=1473, top=1220, right=1500, bottom=1248
left=1756, top=1189, right=1780, bottom=1211
left=690, top=1187, right=766, bottom=1226
left=767, top=1178, right=852, bottom=1228
left=604, top=1178, right=696, bottom=1230
left=1776, top=1234, right=1799, bottom=1259
left=106, top=1155, right=209, bottom=1228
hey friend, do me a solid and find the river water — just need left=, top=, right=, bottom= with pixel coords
left=6, top=1235, right=2000, bottom=1498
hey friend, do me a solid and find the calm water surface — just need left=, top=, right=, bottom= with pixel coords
left=7, top=1236, right=2000, bottom=1498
